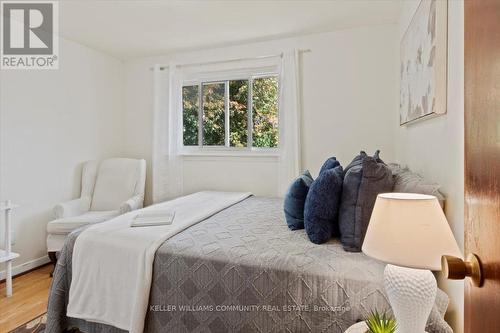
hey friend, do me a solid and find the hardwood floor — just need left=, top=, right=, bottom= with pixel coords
left=0, top=264, right=52, bottom=333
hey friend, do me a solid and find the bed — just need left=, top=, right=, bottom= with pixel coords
left=46, top=196, right=452, bottom=333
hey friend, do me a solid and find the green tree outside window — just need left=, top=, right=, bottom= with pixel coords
left=182, top=76, right=278, bottom=148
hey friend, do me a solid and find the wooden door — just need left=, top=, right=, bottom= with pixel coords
left=464, top=0, right=500, bottom=332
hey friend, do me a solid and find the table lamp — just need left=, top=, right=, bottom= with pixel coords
left=362, top=193, right=462, bottom=333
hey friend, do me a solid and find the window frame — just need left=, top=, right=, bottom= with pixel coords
left=181, top=71, right=280, bottom=156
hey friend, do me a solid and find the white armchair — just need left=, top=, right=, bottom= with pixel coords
left=46, top=158, right=146, bottom=254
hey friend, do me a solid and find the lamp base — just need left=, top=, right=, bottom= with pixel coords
left=384, top=264, right=437, bottom=333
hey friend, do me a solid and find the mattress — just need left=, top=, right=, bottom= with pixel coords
left=46, top=196, right=452, bottom=333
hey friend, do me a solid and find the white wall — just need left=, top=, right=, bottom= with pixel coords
left=0, top=38, right=125, bottom=277
left=396, top=1, right=464, bottom=332
left=124, top=25, right=398, bottom=204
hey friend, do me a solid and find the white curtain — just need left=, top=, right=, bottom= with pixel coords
left=278, top=49, right=301, bottom=196
left=152, top=64, right=184, bottom=203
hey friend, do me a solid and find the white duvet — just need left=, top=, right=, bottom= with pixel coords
left=67, top=191, right=252, bottom=333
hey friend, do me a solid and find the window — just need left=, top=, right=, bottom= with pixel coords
left=182, top=75, right=279, bottom=151
left=182, top=85, right=199, bottom=146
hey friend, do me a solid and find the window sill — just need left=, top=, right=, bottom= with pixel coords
left=179, top=148, right=280, bottom=158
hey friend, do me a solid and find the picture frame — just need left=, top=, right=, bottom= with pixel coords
left=399, top=0, right=448, bottom=125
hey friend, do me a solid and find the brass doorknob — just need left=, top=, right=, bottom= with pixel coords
left=441, top=253, right=483, bottom=287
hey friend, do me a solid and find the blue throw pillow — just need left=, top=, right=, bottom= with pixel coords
left=318, top=157, right=340, bottom=175
left=284, top=170, right=314, bottom=230
left=304, top=165, right=344, bottom=244
left=338, top=151, right=394, bottom=251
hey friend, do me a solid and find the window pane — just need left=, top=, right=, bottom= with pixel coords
left=202, top=83, right=225, bottom=146
left=229, top=80, right=248, bottom=147
left=182, top=85, right=199, bottom=146
left=252, top=77, right=279, bottom=148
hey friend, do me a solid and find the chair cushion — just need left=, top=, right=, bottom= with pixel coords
left=47, top=210, right=119, bottom=234
left=91, top=158, right=141, bottom=211
left=339, top=151, right=394, bottom=252
left=284, top=170, right=314, bottom=230
left=304, top=164, right=344, bottom=244
left=46, top=234, right=68, bottom=252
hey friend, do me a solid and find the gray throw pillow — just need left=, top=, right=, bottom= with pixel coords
left=339, top=151, right=394, bottom=252
left=388, top=163, right=445, bottom=208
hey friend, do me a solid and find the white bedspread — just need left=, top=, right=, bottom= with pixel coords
left=67, top=191, right=252, bottom=333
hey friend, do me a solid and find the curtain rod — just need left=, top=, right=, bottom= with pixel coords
left=149, top=48, right=311, bottom=71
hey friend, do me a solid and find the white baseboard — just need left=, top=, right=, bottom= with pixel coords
left=0, top=255, right=51, bottom=280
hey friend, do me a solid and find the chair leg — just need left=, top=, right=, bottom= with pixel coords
left=48, top=251, right=57, bottom=277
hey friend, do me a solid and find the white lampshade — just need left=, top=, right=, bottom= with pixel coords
left=362, top=193, right=462, bottom=271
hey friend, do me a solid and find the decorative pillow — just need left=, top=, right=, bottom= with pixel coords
left=283, top=170, right=314, bottom=230
left=318, top=157, right=340, bottom=175
left=389, top=163, right=445, bottom=208
left=304, top=165, right=344, bottom=244
left=343, top=151, right=368, bottom=175
left=339, top=151, right=394, bottom=252
left=373, top=149, right=385, bottom=163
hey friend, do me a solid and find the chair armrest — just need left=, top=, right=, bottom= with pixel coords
left=53, top=197, right=91, bottom=219
left=119, top=194, right=144, bottom=214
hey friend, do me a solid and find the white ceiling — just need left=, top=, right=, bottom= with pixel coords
left=59, top=0, right=402, bottom=60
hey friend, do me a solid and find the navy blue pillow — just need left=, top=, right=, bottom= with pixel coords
left=284, top=170, right=314, bottom=230
left=319, top=157, right=340, bottom=175
left=304, top=165, right=344, bottom=244
left=339, top=151, right=394, bottom=252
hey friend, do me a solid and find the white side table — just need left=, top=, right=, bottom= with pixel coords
left=345, top=321, right=368, bottom=333
left=1, top=200, right=19, bottom=297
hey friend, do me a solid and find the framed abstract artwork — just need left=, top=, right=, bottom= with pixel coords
left=400, top=0, right=448, bottom=125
